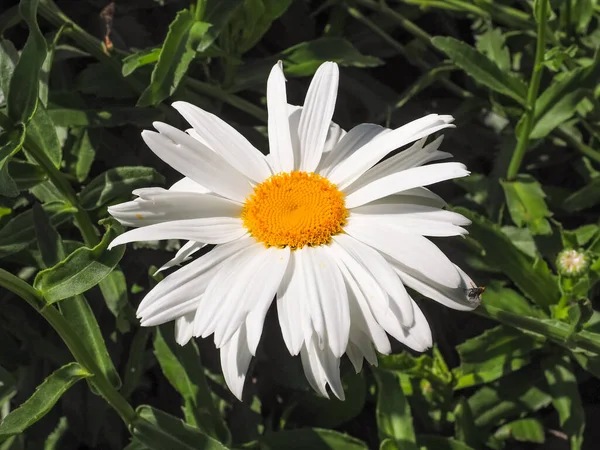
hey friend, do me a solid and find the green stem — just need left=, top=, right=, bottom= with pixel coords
left=347, top=7, right=469, bottom=99
left=0, top=111, right=99, bottom=247
left=506, top=0, right=548, bottom=180
left=194, top=0, right=206, bottom=21
left=0, top=269, right=136, bottom=425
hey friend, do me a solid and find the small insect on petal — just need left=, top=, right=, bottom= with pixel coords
left=466, top=281, right=485, bottom=304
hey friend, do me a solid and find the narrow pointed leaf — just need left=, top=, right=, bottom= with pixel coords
left=0, top=123, right=26, bottom=197
left=32, top=202, right=65, bottom=268
left=431, top=36, right=527, bottom=104
left=258, top=428, right=368, bottom=450
left=0, top=201, right=76, bottom=259
left=34, top=219, right=125, bottom=303
left=372, top=368, right=418, bottom=450
left=500, top=175, right=552, bottom=235
left=132, top=405, right=228, bottom=450
left=27, top=104, right=62, bottom=168
left=7, top=0, right=47, bottom=123
left=0, top=363, right=90, bottom=439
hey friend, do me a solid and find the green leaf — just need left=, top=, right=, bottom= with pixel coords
left=34, top=219, right=125, bottom=303
left=0, top=365, right=17, bottom=408
left=66, top=128, right=95, bottom=183
left=43, top=416, right=69, bottom=450
left=137, top=10, right=210, bottom=107
left=131, top=405, right=228, bottom=450
left=27, top=104, right=62, bottom=168
left=468, top=365, right=551, bottom=428
left=453, top=398, right=482, bottom=449
left=121, top=327, right=151, bottom=398
left=372, top=368, right=418, bottom=450
left=456, top=208, right=560, bottom=307
left=59, top=294, right=122, bottom=391
left=48, top=107, right=163, bottom=128
left=122, top=48, right=161, bottom=77
left=79, top=166, right=165, bottom=210
left=0, top=201, right=76, bottom=259
left=98, top=269, right=129, bottom=321
left=453, top=325, right=544, bottom=389
left=0, top=363, right=90, bottom=439
left=563, top=177, right=600, bottom=212
left=233, top=38, right=382, bottom=92
left=0, top=39, right=19, bottom=99
left=416, top=436, right=475, bottom=450
left=475, top=27, right=510, bottom=72
left=154, top=325, right=229, bottom=443
left=196, top=0, right=244, bottom=52
left=259, top=428, right=368, bottom=450
left=32, top=203, right=65, bottom=268
left=7, top=0, right=47, bottom=123
left=500, top=175, right=552, bottom=235
left=431, top=36, right=527, bottom=104
left=530, top=73, right=588, bottom=140
left=542, top=355, right=585, bottom=449
left=7, top=160, right=47, bottom=190
left=494, top=418, right=545, bottom=443
left=0, top=123, right=26, bottom=197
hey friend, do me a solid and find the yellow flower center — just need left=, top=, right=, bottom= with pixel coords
left=242, top=171, right=348, bottom=249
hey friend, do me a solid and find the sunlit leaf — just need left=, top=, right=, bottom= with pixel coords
left=500, top=174, right=552, bottom=235
left=494, top=418, right=545, bottom=443
left=137, top=10, right=210, bottom=107
left=431, top=36, right=527, bottom=103
left=542, top=355, right=585, bottom=449
left=453, top=325, right=544, bottom=389
left=372, top=368, right=418, bottom=449
left=456, top=208, right=560, bottom=307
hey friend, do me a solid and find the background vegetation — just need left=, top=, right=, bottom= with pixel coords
left=1, top=0, right=600, bottom=449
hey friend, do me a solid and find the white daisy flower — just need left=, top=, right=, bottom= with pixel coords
left=108, top=61, right=478, bottom=401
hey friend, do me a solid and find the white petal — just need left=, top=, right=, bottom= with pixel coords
left=169, top=176, right=210, bottom=194
left=138, top=237, right=253, bottom=318
left=300, top=335, right=345, bottom=400
left=108, top=191, right=242, bottom=227
left=155, top=241, right=206, bottom=274
left=373, top=188, right=447, bottom=209
left=298, top=62, right=339, bottom=172
left=333, top=252, right=391, bottom=354
left=305, top=246, right=350, bottom=358
left=243, top=247, right=291, bottom=355
left=109, top=217, right=246, bottom=249
left=140, top=296, right=200, bottom=327
left=143, top=123, right=251, bottom=202
left=344, top=136, right=451, bottom=194
left=345, top=162, right=470, bottom=209
left=318, top=123, right=389, bottom=177
left=277, top=251, right=308, bottom=355
left=174, top=312, right=196, bottom=345
left=348, top=212, right=468, bottom=238
left=172, top=101, right=271, bottom=183
left=344, top=218, right=461, bottom=288
left=352, top=202, right=470, bottom=225
left=345, top=341, right=364, bottom=373
left=211, top=245, right=287, bottom=349
left=333, top=234, right=414, bottom=326
left=394, top=262, right=479, bottom=311
left=267, top=62, right=294, bottom=173
left=328, top=114, right=455, bottom=189
left=220, top=323, right=253, bottom=401
left=394, top=298, right=433, bottom=352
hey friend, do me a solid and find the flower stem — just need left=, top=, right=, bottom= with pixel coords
left=194, top=0, right=206, bottom=21
left=506, top=0, right=548, bottom=180
left=0, top=111, right=99, bottom=247
left=0, top=269, right=137, bottom=425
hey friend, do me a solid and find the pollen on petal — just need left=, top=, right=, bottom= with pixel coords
left=135, top=213, right=144, bottom=219
left=242, top=171, right=348, bottom=249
